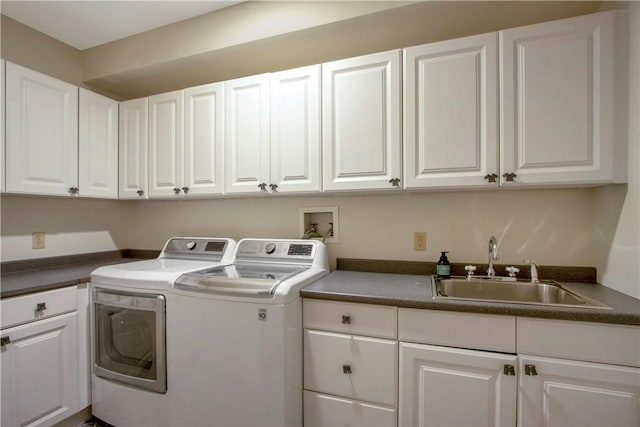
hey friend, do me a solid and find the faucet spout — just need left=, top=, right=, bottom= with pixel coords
left=487, top=236, right=499, bottom=277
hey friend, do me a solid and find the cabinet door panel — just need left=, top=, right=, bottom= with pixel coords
left=518, top=355, right=640, bottom=427
left=184, top=82, right=225, bottom=196
left=399, top=343, right=516, bottom=427
left=149, top=90, right=183, bottom=197
left=404, top=33, right=498, bottom=188
left=225, top=74, right=270, bottom=194
left=119, top=98, right=148, bottom=199
left=501, top=11, right=615, bottom=185
left=304, top=391, right=397, bottom=427
left=271, top=65, right=321, bottom=193
left=79, top=88, right=119, bottom=198
left=6, top=62, right=78, bottom=196
left=323, top=50, right=401, bottom=191
left=1, top=312, right=78, bottom=427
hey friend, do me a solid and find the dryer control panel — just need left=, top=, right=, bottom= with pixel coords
left=161, top=238, right=236, bottom=261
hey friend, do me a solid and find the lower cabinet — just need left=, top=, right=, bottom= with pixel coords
left=399, top=343, right=517, bottom=427
left=518, top=355, right=640, bottom=427
left=1, top=312, right=78, bottom=427
left=1, top=286, right=81, bottom=427
left=303, top=299, right=398, bottom=426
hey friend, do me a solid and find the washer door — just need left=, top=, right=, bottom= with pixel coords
left=92, top=289, right=166, bottom=393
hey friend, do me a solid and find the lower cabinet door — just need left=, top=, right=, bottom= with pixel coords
left=399, top=342, right=517, bottom=427
left=518, top=355, right=640, bottom=427
left=304, top=390, right=396, bottom=427
left=1, top=312, right=78, bottom=427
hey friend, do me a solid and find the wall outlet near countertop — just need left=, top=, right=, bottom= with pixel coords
left=414, top=231, right=426, bottom=251
left=32, top=232, right=45, bottom=249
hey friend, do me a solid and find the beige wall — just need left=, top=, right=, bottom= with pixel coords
left=594, top=3, right=640, bottom=299
left=1, top=15, right=83, bottom=86
left=1, top=189, right=596, bottom=272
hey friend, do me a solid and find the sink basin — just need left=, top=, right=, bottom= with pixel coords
left=432, top=276, right=610, bottom=309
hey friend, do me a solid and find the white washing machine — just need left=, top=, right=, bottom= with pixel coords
left=168, top=238, right=329, bottom=426
left=89, top=237, right=236, bottom=427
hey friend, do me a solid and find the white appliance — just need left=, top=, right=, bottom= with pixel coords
left=168, top=238, right=329, bottom=426
left=89, top=237, right=236, bottom=427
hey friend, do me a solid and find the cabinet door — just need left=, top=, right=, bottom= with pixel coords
left=399, top=343, right=517, bottom=427
left=1, top=312, right=79, bottom=427
left=148, top=90, right=184, bottom=198
left=518, top=355, right=640, bottom=427
left=5, top=62, right=78, bottom=196
left=225, top=74, right=270, bottom=194
left=500, top=11, right=615, bottom=186
left=270, top=65, right=321, bottom=193
left=183, top=82, right=225, bottom=196
left=119, top=98, right=148, bottom=199
left=322, top=50, right=401, bottom=191
left=78, top=88, right=119, bottom=199
left=404, top=33, right=498, bottom=189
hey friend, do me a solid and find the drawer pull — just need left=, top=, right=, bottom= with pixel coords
left=1, top=336, right=10, bottom=346
left=524, top=364, right=538, bottom=376
left=341, top=315, right=351, bottom=325
left=503, top=364, right=516, bottom=376
left=36, top=302, right=47, bottom=312
left=342, top=364, right=352, bottom=374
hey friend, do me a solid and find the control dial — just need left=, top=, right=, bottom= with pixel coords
left=265, top=243, right=277, bottom=255
left=186, top=241, right=197, bottom=250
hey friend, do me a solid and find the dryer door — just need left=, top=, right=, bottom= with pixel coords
left=92, top=288, right=166, bottom=393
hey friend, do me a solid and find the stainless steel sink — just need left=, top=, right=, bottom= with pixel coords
left=432, top=276, right=610, bottom=309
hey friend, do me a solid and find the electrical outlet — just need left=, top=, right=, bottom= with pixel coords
left=32, top=232, right=45, bottom=249
left=413, top=231, right=426, bottom=251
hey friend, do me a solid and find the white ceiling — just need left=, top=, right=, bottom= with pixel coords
left=1, top=1, right=243, bottom=50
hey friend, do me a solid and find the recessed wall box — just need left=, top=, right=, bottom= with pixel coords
left=299, top=207, right=338, bottom=244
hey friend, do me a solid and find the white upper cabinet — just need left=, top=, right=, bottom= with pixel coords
left=119, top=98, right=148, bottom=199
left=5, top=62, right=79, bottom=196
left=270, top=65, right=321, bottom=193
left=148, top=90, right=184, bottom=198
left=322, top=50, right=402, bottom=191
left=184, top=82, right=225, bottom=196
left=78, top=88, right=119, bottom=199
left=225, top=74, right=270, bottom=194
left=500, top=11, right=616, bottom=186
left=403, top=33, right=499, bottom=189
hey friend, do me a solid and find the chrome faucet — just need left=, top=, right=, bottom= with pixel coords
left=487, top=236, right=499, bottom=277
left=524, top=259, right=539, bottom=283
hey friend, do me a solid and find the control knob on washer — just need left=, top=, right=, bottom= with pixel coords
left=265, top=243, right=277, bottom=254
left=186, top=241, right=197, bottom=250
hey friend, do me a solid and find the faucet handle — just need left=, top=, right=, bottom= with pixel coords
left=506, top=266, right=520, bottom=278
left=464, top=265, right=477, bottom=280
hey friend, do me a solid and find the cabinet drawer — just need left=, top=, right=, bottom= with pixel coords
left=304, top=390, right=397, bottom=427
left=518, top=318, right=640, bottom=367
left=1, top=286, right=77, bottom=329
left=303, top=299, right=397, bottom=339
left=398, top=308, right=516, bottom=353
left=304, top=329, right=397, bottom=406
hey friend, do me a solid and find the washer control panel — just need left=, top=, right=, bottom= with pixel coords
left=237, top=239, right=317, bottom=260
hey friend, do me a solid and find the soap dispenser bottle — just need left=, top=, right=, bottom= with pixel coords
left=437, top=251, right=451, bottom=279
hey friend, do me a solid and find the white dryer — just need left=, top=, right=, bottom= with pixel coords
left=168, top=239, right=329, bottom=426
left=89, top=237, right=236, bottom=427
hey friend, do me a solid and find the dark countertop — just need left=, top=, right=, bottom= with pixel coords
left=300, top=270, right=640, bottom=326
left=0, top=250, right=158, bottom=299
